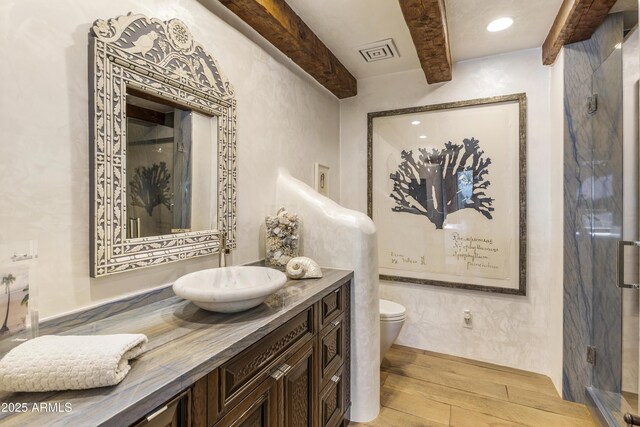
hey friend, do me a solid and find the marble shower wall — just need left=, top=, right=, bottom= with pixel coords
left=563, top=14, right=623, bottom=403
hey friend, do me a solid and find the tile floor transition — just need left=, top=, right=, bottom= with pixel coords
left=351, top=345, right=597, bottom=427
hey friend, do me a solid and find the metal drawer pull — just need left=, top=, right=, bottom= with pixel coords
left=146, top=405, right=168, bottom=422
left=331, top=319, right=341, bottom=327
left=279, top=363, right=292, bottom=375
left=331, top=375, right=340, bottom=383
left=617, top=241, right=640, bottom=289
left=270, top=363, right=292, bottom=380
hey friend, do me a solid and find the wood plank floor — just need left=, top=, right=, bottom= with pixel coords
left=351, top=345, right=597, bottom=427
left=622, top=390, right=638, bottom=412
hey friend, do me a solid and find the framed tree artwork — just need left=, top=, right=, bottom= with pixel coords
left=0, top=240, right=38, bottom=344
left=367, top=93, right=526, bottom=295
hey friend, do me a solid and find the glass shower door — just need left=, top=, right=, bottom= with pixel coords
left=590, top=38, right=623, bottom=398
left=595, top=20, right=640, bottom=422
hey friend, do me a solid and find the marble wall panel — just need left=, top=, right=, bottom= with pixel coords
left=562, top=43, right=596, bottom=402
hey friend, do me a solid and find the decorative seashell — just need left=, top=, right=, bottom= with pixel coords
left=286, top=257, right=322, bottom=280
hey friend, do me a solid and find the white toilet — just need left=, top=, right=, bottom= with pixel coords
left=379, top=299, right=407, bottom=361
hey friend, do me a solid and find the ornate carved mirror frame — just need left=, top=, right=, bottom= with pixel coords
left=89, top=13, right=237, bottom=277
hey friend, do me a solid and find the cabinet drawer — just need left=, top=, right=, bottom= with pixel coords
left=218, top=307, right=315, bottom=415
left=319, top=365, right=345, bottom=427
left=320, top=287, right=344, bottom=328
left=131, top=389, right=190, bottom=427
left=319, top=313, right=345, bottom=390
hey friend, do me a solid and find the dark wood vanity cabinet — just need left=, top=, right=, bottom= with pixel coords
left=180, top=281, right=351, bottom=427
left=0, top=272, right=354, bottom=427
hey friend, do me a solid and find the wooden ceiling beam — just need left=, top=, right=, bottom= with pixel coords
left=218, top=0, right=357, bottom=98
left=542, top=0, right=618, bottom=65
left=398, top=0, right=452, bottom=84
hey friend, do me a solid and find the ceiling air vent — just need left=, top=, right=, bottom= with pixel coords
left=357, top=38, right=399, bottom=63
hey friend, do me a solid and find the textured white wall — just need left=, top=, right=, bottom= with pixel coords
left=339, top=48, right=565, bottom=391
left=548, top=48, right=564, bottom=395
left=276, top=170, right=380, bottom=422
left=0, top=0, right=340, bottom=318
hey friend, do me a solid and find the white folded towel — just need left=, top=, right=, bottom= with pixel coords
left=0, top=334, right=148, bottom=392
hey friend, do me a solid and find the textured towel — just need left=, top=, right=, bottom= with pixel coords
left=0, top=334, right=148, bottom=392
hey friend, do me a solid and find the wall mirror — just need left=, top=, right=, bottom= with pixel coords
left=89, top=13, right=237, bottom=277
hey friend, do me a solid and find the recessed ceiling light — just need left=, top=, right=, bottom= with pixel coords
left=419, top=135, right=427, bottom=139
left=486, top=17, right=513, bottom=32
left=411, top=120, right=421, bottom=125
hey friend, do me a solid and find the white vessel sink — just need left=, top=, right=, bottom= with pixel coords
left=172, top=266, right=287, bottom=313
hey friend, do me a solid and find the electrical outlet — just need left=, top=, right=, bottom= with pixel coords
left=463, top=309, right=473, bottom=329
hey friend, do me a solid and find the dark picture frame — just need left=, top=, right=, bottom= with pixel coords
left=367, top=93, right=527, bottom=295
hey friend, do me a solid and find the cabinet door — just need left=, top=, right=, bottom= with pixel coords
left=213, top=376, right=278, bottom=427
left=280, top=339, right=317, bottom=427
left=319, top=365, right=345, bottom=427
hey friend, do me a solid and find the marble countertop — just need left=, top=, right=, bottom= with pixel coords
left=0, top=268, right=353, bottom=427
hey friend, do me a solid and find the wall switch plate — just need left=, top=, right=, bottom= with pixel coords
left=463, top=309, right=473, bottom=329
left=314, top=163, right=330, bottom=196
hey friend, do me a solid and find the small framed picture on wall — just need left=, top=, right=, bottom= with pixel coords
left=314, top=163, right=330, bottom=196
